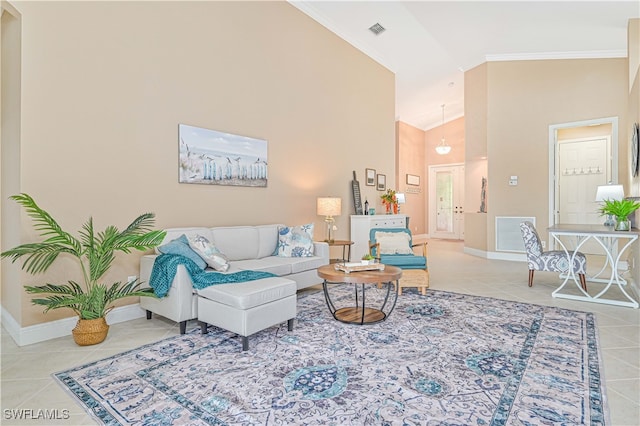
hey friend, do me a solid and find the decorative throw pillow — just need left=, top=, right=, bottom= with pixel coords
left=187, top=234, right=230, bottom=272
left=157, top=234, right=207, bottom=269
left=375, top=231, right=413, bottom=255
left=277, top=224, right=314, bottom=257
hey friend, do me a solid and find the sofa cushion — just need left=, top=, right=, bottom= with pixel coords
left=232, top=259, right=292, bottom=276
left=276, top=224, right=314, bottom=257
left=210, top=226, right=260, bottom=261
left=197, top=277, right=296, bottom=310
left=157, top=235, right=207, bottom=270
left=263, top=255, right=327, bottom=274
left=187, top=234, right=230, bottom=272
left=156, top=227, right=213, bottom=253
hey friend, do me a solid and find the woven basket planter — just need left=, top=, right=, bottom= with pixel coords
left=72, top=317, right=109, bottom=346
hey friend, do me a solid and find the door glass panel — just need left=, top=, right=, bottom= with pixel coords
left=436, top=171, right=453, bottom=232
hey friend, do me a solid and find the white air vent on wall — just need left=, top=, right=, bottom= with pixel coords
left=496, top=216, right=535, bottom=252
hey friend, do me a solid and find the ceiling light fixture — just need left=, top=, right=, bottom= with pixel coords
left=435, top=104, right=452, bottom=155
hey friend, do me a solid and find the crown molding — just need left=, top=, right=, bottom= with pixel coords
left=486, top=50, right=628, bottom=62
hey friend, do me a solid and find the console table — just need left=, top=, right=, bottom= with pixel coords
left=547, top=224, right=639, bottom=308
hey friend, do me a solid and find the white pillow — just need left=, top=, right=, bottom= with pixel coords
left=277, top=224, right=315, bottom=257
left=187, top=234, right=230, bottom=272
left=375, top=231, right=413, bottom=255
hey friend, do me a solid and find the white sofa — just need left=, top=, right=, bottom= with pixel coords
left=140, top=224, right=329, bottom=335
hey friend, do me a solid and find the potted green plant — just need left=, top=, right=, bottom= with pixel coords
left=361, top=253, right=375, bottom=265
left=0, top=193, right=166, bottom=345
left=599, top=198, right=640, bottom=231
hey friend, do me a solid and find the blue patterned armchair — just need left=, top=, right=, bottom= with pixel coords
left=519, top=221, right=587, bottom=290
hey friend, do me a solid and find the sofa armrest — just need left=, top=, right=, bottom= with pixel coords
left=313, top=241, right=330, bottom=263
left=139, top=254, right=197, bottom=324
left=139, top=254, right=158, bottom=289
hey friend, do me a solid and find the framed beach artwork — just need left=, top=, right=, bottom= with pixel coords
left=366, top=168, right=376, bottom=186
left=179, top=124, right=268, bottom=187
left=376, top=174, right=386, bottom=191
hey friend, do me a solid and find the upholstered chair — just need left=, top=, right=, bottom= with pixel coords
left=519, top=221, right=587, bottom=290
left=368, top=228, right=429, bottom=294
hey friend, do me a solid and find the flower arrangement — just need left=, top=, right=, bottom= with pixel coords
left=381, top=189, right=397, bottom=205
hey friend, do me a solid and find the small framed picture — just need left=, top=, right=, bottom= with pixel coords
left=406, top=174, right=420, bottom=186
left=376, top=174, right=386, bottom=191
left=365, top=168, right=376, bottom=186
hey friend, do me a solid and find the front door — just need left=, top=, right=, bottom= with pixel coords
left=429, top=164, right=464, bottom=239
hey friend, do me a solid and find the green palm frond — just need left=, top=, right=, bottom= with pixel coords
left=8, top=193, right=82, bottom=253
left=1, top=194, right=166, bottom=320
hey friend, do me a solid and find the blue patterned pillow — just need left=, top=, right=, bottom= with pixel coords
left=158, top=234, right=207, bottom=269
left=277, top=224, right=314, bottom=257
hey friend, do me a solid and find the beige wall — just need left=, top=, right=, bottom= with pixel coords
left=465, top=58, right=628, bottom=252
left=396, top=121, right=426, bottom=234
left=2, top=1, right=395, bottom=326
left=464, top=63, right=489, bottom=250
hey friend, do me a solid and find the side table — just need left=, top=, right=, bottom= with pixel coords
left=323, top=240, right=354, bottom=264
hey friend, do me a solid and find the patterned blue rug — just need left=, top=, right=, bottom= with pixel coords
left=54, top=288, right=607, bottom=425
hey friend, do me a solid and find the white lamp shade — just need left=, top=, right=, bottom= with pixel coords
left=396, top=193, right=406, bottom=204
left=595, top=184, right=624, bottom=202
left=317, top=197, right=342, bottom=216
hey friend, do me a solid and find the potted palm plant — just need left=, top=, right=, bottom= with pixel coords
left=1, top=193, right=166, bottom=345
left=599, top=198, right=640, bottom=231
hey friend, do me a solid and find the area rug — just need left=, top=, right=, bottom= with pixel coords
left=54, top=287, right=607, bottom=425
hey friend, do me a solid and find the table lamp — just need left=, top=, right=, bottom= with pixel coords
left=595, top=184, right=624, bottom=226
left=317, top=197, right=341, bottom=243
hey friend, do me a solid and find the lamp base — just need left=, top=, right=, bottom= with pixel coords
left=324, top=217, right=335, bottom=243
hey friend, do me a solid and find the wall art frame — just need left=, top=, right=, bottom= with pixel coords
left=377, top=174, right=386, bottom=191
left=406, top=174, right=420, bottom=186
left=366, top=168, right=376, bottom=186
left=179, top=124, right=268, bottom=187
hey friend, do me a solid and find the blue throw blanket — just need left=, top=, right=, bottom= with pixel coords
left=149, top=254, right=277, bottom=298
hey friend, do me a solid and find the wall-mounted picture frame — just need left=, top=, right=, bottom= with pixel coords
left=377, top=174, right=386, bottom=191
left=406, top=174, right=420, bottom=186
left=365, top=168, right=376, bottom=186
left=179, top=124, right=268, bottom=187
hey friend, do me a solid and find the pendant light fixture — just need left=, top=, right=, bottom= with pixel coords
left=435, top=104, right=452, bottom=155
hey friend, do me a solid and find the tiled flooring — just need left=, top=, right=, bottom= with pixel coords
left=1, top=239, right=639, bottom=425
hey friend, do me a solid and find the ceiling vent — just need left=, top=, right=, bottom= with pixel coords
left=368, top=23, right=386, bottom=36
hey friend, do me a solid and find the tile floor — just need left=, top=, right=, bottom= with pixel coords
left=1, top=239, right=639, bottom=425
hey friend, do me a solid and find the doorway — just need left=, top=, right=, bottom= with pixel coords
left=429, top=164, right=464, bottom=240
left=549, top=117, right=618, bottom=248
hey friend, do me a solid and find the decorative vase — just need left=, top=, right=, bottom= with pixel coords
left=72, top=317, right=109, bottom=346
left=384, top=202, right=391, bottom=214
left=614, top=219, right=631, bottom=231
left=393, top=203, right=398, bottom=214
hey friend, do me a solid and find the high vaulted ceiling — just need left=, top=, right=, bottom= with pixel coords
left=290, top=1, right=640, bottom=131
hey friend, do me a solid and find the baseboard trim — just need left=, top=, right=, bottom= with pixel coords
left=1, top=304, right=146, bottom=346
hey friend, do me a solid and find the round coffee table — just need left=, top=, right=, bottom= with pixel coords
left=317, top=264, right=402, bottom=324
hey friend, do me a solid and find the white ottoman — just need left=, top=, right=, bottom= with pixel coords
left=197, top=277, right=297, bottom=351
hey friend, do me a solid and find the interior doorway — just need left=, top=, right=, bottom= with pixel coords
left=549, top=117, right=618, bottom=248
left=429, top=163, right=464, bottom=240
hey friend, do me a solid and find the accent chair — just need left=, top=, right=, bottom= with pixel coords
left=519, top=221, right=587, bottom=290
left=369, top=227, right=429, bottom=295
